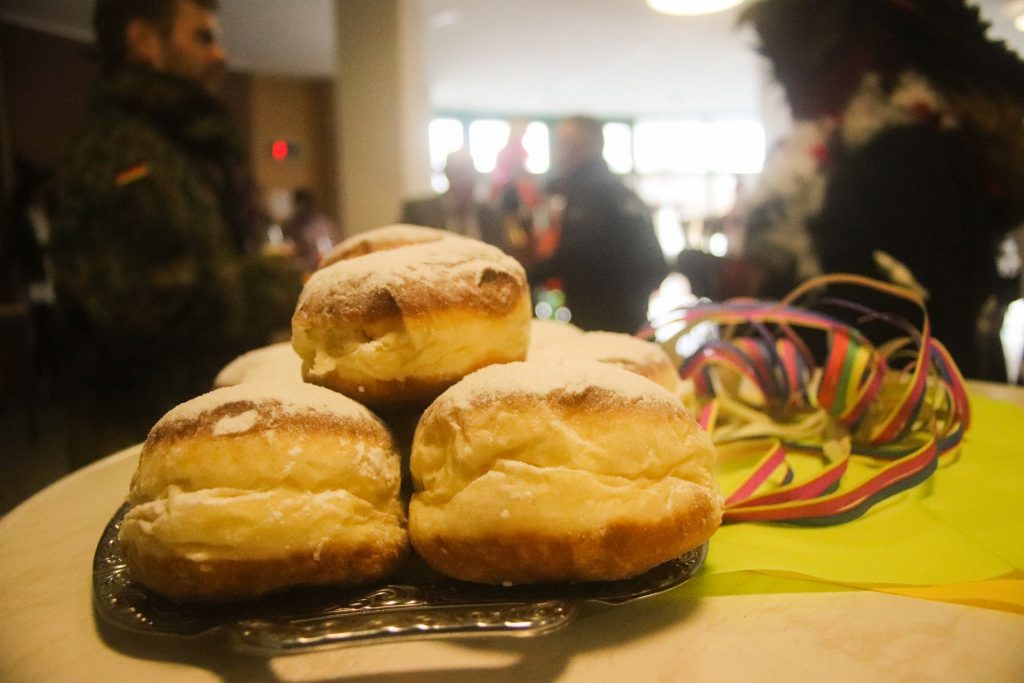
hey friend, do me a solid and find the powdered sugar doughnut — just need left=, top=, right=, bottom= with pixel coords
left=213, top=342, right=304, bottom=387
left=529, top=330, right=682, bottom=395
left=119, top=382, right=407, bottom=602
left=409, top=360, right=722, bottom=584
left=292, top=237, right=531, bottom=410
left=526, top=318, right=585, bottom=357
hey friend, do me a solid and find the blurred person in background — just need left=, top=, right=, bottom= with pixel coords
left=527, top=115, right=667, bottom=334
left=285, top=188, right=342, bottom=271
left=49, top=0, right=301, bottom=467
left=489, top=120, right=539, bottom=261
left=400, top=148, right=509, bottom=251
left=740, top=0, right=1024, bottom=379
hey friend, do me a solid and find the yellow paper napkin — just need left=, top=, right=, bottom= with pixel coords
left=678, top=394, right=1024, bottom=613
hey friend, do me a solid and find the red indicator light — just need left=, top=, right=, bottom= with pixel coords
left=271, top=139, right=289, bottom=161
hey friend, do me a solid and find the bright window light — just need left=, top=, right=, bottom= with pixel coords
left=636, top=175, right=709, bottom=222
left=430, top=171, right=448, bottom=194
left=633, top=120, right=709, bottom=174
left=708, top=232, right=729, bottom=256
left=655, top=206, right=685, bottom=260
left=1001, top=298, right=1024, bottom=382
left=603, top=122, right=634, bottom=174
left=468, top=119, right=511, bottom=173
left=523, top=121, right=550, bottom=175
left=706, top=120, right=765, bottom=173
left=428, top=118, right=464, bottom=171
left=678, top=175, right=711, bottom=219
left=633, top=118, right=764, bottom=174
left=646, top=0, right=744, bottom=16
left=708, top=174, right=739, bottom=216
left=648, top=272, right=698, bottom=329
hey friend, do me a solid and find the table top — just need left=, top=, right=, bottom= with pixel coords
left=1, top=381, right=1022, bottom=682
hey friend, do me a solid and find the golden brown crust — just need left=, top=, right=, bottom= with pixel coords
left=408, top=360, right=722, bottom=585
left=123, top=536, right=408, bottom=603
left=410, top=490, right=720, bottom=584
left=121, top=384, right=409, bottom=603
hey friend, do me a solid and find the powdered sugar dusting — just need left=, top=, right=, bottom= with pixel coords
left=212, top=409, right=259, bottom=436
left=158, top=381, right=378, bottom=428
left=431, top=359, right=680, bottom=413
left=533, top=330, right=672, bottom=369
left=297, top=237, right=525, bottom=313
left=214, top=342, right=303, bottom=387
left=527, top=318, right=584, bottom=356
left=319, top=224, right=454, bottom=267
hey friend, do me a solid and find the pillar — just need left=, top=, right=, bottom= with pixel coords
left=333, top=0, right=432, bottom=236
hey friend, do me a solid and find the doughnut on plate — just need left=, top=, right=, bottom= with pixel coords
left=94, top=501, right=707, bottom=654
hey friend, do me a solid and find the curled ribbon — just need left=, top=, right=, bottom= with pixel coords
left=641, top=274, right=970, bottom=526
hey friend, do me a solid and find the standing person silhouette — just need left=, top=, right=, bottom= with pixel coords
left=489, top=120, right=538, bottom=260
left=400, top=149, right=509, bottom=251
left=527, top=116, right=667, bottom=333
left=49, top=0, right=300, bottom=466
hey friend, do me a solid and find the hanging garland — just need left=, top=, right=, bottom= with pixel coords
left=641, top=274, right=969, bottom=526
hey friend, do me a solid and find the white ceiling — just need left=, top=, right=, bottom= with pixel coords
left=2, top=0, right=1022, bottom=118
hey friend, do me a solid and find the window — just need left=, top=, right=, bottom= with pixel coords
left=602, top=122, right=633, bottom=174
left=633, top=119, right=764, bottom=175
left=428, top=118, right=464, bottom=171
left=428, top=117, right=551, bottom=188
left=522, top=122, right=550, bottom=175
left=467, top=119, right=511, bottom=173
left=427, top=115, right=765, bottom=257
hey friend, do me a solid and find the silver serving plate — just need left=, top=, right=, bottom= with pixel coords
left=94, top=503, right=707, bottom=655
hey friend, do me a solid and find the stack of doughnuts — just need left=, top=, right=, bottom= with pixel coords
left=120, top=224, right=720, bottom=601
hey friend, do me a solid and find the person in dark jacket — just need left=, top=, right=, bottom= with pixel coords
left=400, top=149, right=510, bottom=252
left=527, top=116, right=667, bottom=334
left=49, top=0, right=300, bottom=465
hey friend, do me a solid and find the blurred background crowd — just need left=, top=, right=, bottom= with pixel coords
left=1, top=0, right=1023, bottom=508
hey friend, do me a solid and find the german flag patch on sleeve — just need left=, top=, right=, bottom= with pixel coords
left=115, top=162, right=151, bottom=187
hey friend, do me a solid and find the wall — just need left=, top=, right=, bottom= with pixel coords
left=248, top=76, right=338, bottom=226
left=0, top=22, right=99, bottom=180
left=334, top=0, right=431, bottom=236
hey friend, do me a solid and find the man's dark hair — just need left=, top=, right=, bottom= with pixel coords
left=92, top=0, right=218, bottom=72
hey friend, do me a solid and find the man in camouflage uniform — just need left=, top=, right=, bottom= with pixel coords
left=50, top=0, right=300, bottom=466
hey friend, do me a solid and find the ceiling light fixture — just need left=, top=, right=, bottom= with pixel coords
left=645, top=0, right=745, bottom=16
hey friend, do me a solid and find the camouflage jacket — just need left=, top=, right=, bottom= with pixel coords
left=50, top=67, right=257, bottom=397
